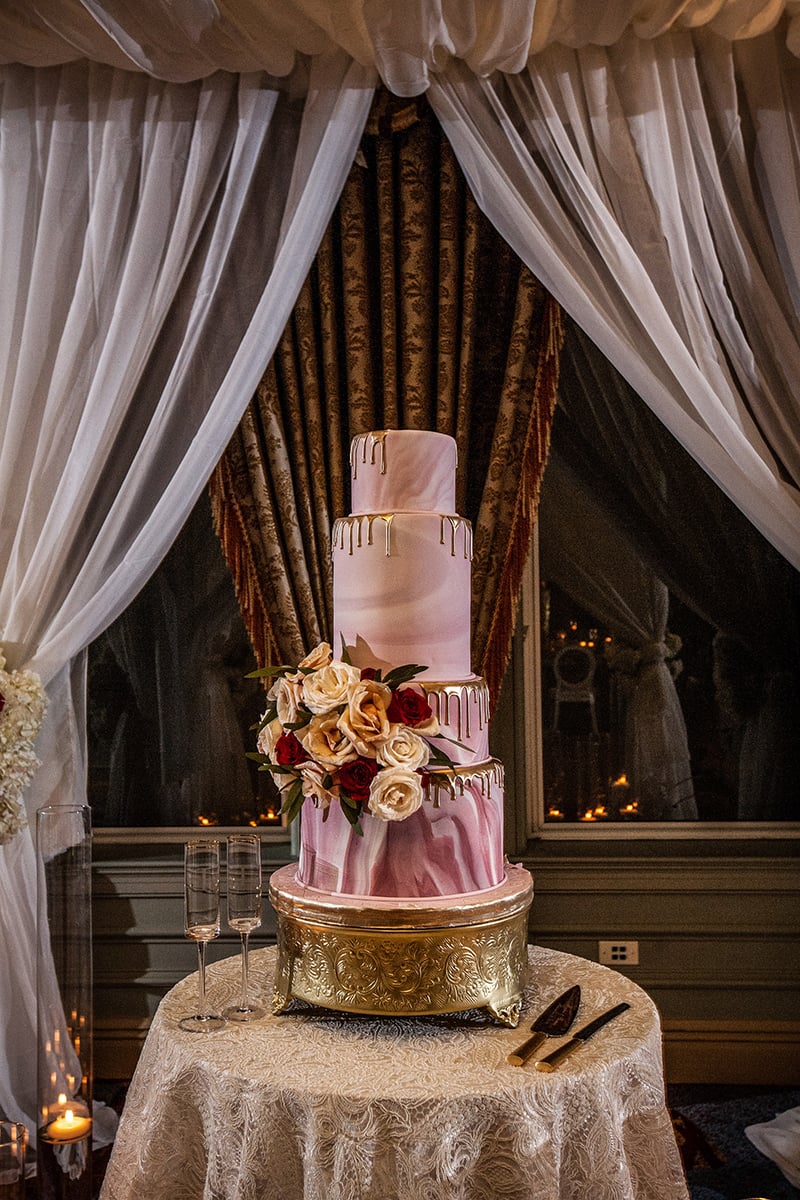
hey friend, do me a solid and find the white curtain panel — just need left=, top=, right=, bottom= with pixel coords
left=429, top=23, right=800, bottom=571
left=0, top=52, right=375, bottom=1133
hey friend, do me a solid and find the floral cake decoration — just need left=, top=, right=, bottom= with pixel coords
left=249, top=640, right=457, bottom=835
left=0, top=646, right=47, bottom=847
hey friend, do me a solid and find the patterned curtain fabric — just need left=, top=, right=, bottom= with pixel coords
left=211, top=90, right=562, bottom=706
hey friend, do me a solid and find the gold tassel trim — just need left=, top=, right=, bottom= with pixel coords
left=208, top=453, right=279, bottom=674
left=479, top=296, right=564, bottom=708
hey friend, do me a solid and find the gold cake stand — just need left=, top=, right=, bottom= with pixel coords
left=269, top=862, right=533, bottom=1027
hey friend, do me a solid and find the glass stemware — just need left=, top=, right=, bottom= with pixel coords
left=179, top=840, right=226, bottom=1032
left=224, top=834, right=265, bottom=1021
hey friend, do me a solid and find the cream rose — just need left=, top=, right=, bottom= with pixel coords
left=256, top=716, right=283, bottom=760
left=269, top=675, right=305, bottom=726
left=367, top=766, right=424, bottom=822
left=377, top=726, right=431, bottom=770
left=299, top=760, right=340, bottom=810
left=299, top=711, right=358, bottom=769
left=302, top=660, right=361, bottom=715
left=338, top=679, right=392, bottom=757
left=256, top=717, right=297, bottom=781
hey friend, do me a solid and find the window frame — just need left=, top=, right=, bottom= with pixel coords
left=516, top=532, right=800, bottom=844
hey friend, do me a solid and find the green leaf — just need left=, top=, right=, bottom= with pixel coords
left=256, top=762, right=299, bottom=776
left=339, top=791, right=359, bottom=811
left=284, top=711, right=311, bottom=731
left=339, top=635, right=352, bottom=665
left=254, top=704, right=278, bottom=731
left=340, top=800, right=364, bottom=836
left=280, top=779, right=304, bottom=823
left=383, top=663, right=427, bottom=688
left=427, top=743, right=457, bottom=769
left=245, top=665, right=290, bottom=679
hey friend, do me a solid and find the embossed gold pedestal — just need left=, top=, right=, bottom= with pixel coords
left=269, top=863, right=533, bottom=1027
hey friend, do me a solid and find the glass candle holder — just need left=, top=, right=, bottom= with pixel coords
left=36, top=804, right=93, bottom=1199
left=0, top=1121, right=27, bottom=1200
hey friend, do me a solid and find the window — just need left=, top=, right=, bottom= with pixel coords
left=87, top=491, right=282, bottom=833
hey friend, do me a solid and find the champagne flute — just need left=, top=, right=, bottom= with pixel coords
left=179, top=840, right=226, bottom=1032
left=224, top=834, right=265, bottom=1021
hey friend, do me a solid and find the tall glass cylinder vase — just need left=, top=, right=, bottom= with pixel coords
left=36, top=805, right=93, bottom=1200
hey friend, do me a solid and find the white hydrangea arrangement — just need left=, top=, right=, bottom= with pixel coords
left=0, top=646, right=47, bottom=846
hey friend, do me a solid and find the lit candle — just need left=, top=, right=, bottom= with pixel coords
left=46, top=1106, right=92, bottom=1143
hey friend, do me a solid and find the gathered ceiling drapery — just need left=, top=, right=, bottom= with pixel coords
left=210, top=91, right=562, bottom=708
left=0, top=52, right=375, bottom=1134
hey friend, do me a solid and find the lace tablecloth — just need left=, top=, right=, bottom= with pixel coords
left=100, top=945, right=688, bottom=1200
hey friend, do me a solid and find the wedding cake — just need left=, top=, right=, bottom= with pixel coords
left=264, top=429, right=531, bottom=1022
left=257, top=429, right=505, bottom=898
left=298, top=429, right=504, bottom=898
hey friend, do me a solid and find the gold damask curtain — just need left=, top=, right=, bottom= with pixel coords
left=210, top=91, right=562, bottom=707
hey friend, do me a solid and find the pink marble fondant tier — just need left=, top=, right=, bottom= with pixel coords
left=351, top=429, right=456, bottom=514
left=333, top=512, right=472, bottom=680
left=298, top=762, right=505, bottom=899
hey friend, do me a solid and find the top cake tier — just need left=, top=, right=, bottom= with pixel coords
left=351, top=430, right=457, bottom=515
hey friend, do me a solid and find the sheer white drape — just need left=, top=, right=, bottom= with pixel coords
left=539, top=451, right=697, bottom=821
left=0, top=52, right=375, bottom=1133
left=429, top=24, right=800, bottom=572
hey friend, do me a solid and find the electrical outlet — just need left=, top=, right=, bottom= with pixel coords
left=598, top=940, right=639, bottom=966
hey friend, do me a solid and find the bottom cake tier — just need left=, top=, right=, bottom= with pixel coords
left=269, top=861, right=534, bottom=1026
left=298, top=759, right=505, bottom=898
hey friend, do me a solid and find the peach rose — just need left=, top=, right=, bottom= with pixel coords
left=338, top=679, right=392, bottom=757
left=367, top=766, right=424, bottom=821
left=299, top=711, right=358, bottom=769
left=297, top=641, right=333, bottom=672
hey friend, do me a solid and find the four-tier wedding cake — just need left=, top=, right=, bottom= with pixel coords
left=297, top=428, right=505, bottom=899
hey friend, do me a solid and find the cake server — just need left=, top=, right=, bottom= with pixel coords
left=534, top=1001, right=631, bottom=1072
left=506, top=984, right=581, bottom=1065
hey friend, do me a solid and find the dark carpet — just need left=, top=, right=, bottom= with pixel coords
left=668, top=1085, right=800, bottom=1200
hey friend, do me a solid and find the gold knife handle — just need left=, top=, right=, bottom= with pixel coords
left=506, top=1030, right=546, bottom=1066
left=534, top=1038, right=580, bottom=1072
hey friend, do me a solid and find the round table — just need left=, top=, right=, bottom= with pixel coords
left=100, top=945, right=688, bottom=1200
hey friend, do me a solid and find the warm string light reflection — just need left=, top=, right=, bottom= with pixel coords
left=195, top=806, right=280, bottom=828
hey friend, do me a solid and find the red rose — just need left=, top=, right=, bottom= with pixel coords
left=338, top=756, right=379, bottom=801
left=274, top=731, right=308, bottom=767
left=360, top=667, right=378, bottom=681
left=0, top=692, right=5, bottom=717
left=387, top=687, right=433, bottom=726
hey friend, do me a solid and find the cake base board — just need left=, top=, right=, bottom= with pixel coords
left=269, top=863, right=534, bottom=1027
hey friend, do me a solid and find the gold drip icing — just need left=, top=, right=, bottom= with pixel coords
left=425, top=758, right=504, bottom=808
left=333, top=513, right=395, bottom=556
left=351, top=431, right=388, bottom=477
left=438, top=514, right=473, bottom=559
left=419, top=679, right=491, bottom=740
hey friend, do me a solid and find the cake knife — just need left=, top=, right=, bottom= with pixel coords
left=534, top=1001, right=631, bottom=1072
left=506, top=984, right=581, bottom=1065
